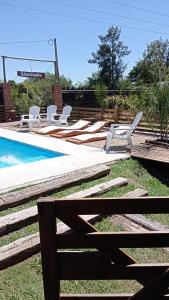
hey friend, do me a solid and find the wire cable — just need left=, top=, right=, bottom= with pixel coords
left=0, top=39, right=50, bottom=45
left=0, top=1, right=169, bottom=36
left=104, top=0, right=169, bottom=19
left=47, top=0, right=169, bottom=29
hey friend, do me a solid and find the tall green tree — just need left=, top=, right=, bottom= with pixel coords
left=129, top=38, right=169, bottom=84
left=88, top=26, right=130, bottom=89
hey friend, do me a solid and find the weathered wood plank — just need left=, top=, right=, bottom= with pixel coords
left=124, top=214, right=169, bottom=232
left=0, top=177, right=127, bottom=237
left=64, top=177, right=128, bottom=199
left=0, top=214, right=99, bottom=270
left=0, top=164, right=110, bottom=211
left=123, top=188, right=148, bottom=198
left=0, top=206, right=37, bottom=237
left=0, top=233, right=40, bottom=270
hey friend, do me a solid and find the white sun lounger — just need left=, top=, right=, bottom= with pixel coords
left=51, top=121, right=107, bottom=138
left=66, top=132, right=108, bottom=144
left=35, top=120, right=91, bottom=135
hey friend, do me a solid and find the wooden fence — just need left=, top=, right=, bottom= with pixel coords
left=0, top=105, right=21, bottom=122
left=38, top=196, right=169, bottom=300
left=0, top=104, right=162, bottom=132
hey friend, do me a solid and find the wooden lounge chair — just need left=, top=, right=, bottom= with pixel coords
left=35, top=120, right=91, bottom=135
left=50, top=121, right=107, bottom=138
left=66, top=132, right=108, bottom=144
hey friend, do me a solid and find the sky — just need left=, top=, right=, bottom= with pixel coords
left=1, top=0, right=169, bottom=84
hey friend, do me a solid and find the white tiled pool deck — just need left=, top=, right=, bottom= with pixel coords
left=0, top=128, right=129, bottom=193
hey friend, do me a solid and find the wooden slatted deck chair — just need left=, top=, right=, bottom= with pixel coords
left=50, top=121, right=107, bottom=138
left=105, top=112, right=143, bottom=152
left=37, top=196, right=169, bottom=300
left=35, top=120, right=91, bottom=135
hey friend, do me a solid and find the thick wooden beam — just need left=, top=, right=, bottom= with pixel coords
left=0, top=164, right=110, bottom=211
left=0, top=177, right=127, bottom=237
left=0, top=214, right=99, bottom=270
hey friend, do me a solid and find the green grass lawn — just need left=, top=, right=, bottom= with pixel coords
left=0, top=158, right=169, bottom=299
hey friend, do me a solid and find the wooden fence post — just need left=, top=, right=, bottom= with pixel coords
left=114, top=105, right=118, bottom=122
left=38, top=198, right=60, bottom=300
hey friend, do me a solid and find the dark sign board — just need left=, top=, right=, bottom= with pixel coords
left=17, top=71, right=45, bottom=78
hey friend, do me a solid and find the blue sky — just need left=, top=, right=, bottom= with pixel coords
left=1, top=0, right=169, bottom=84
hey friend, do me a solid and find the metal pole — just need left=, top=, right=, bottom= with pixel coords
left=2, top=56, right=7, bottom=83
left=54, top=38, right=60, bottom=83
left=2, top=55, right=55, bottom=63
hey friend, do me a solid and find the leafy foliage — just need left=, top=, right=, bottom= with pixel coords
left=129, top=38, right=169, bottom=84
left=124, top=84, right=169, bottom=140
left=11, top=73, right=72, bottom=113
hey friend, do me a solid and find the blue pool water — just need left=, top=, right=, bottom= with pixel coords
left=0, top=136, right=64, bottom=168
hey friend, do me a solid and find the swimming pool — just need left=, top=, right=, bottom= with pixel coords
left=0, top=136, right=65, bottom=168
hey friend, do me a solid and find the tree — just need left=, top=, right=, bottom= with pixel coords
left=128, top=38, right=169, bottom=85
left=88, top=26, right=130, bottom=89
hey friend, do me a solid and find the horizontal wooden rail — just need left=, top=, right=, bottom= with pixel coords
left=57, top=232, right=169, bottom=249
left=58, top=259, right=169, bottom=280
left=60, top=295, right=169, bottom=300
left=53, top=197, right=169, bottom=215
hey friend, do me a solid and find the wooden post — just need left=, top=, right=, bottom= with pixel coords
left=38, top=198, right=60, bottom=300
left=114, top=105, right=118, bottom=123
left=53, top=83, right=63, bottom=110
left=101, top=107, right=104, bottom=120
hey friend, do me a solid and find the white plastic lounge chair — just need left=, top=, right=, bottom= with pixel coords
left=20, top=106, right=40, bottom=131
left=66, top=132, right=108, bottom=144
left=36, top=120, right=91, bottom=135
left=51, top=105, right=72, bottom=126
left=39, top=105, right=57, bottom=125
left=50, top=121, right=107, bottom=138
left=105, top=111, right=143, bottom=151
